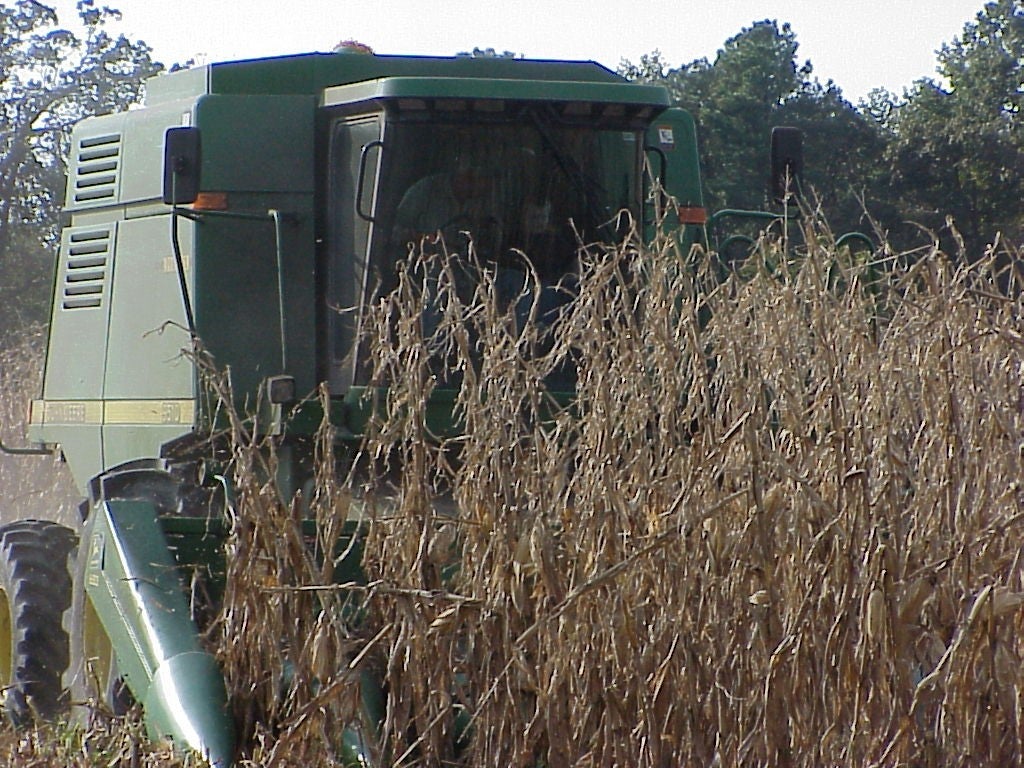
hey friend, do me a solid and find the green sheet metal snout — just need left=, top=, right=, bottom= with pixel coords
left=84, top=500, right=235, bottom=766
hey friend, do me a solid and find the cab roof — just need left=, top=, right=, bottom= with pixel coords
left=146, top=51, right=641, bottom=106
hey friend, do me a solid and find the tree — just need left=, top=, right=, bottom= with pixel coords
left=669, top=21, right=807, bottom=211
left=0, top=0, right=160, bottom=330
left=779, top=79, right=890, bottom=232
left=623, top=21, right=887, bottom=236
left=617, top=50, right=670, bottom=83
left=888, top=0, right=1024, bottom=253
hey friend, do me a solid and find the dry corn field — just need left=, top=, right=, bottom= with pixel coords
left=3, top=220, right=1024, bottom=766
left=0, top=324, right=78, bottom=527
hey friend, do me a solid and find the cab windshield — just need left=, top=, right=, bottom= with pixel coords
left=326, top=106, right=645, bottom=390
left=374, top=112, right=643, bottom=281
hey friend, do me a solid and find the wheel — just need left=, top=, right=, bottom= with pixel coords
left=0, top=519, right=77, bottom=725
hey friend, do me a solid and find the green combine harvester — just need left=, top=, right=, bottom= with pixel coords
left=1, top=49, right=812, bottom=765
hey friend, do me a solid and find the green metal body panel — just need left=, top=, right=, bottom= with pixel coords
left=103, top=216, right=193, bottom=400
left=195, top=94, right=316, bottom=192
left=192, top=94, right=317, bottom=402
left=102, top=214, right=195, bottom=470
left=644, top=108, right=706, bottom=252
left=119, top=99, right=201, bottom=208
left=160, top=516, right=365, bottom=588
left=321, top=75, right=669, bottom=108
left=648, top=109, right=704, bottom=210
left=162, top=517, right=229, bottom=609
left=30, top=96, right=200, bottom=489
left=43, top=223, right=117, bottom=401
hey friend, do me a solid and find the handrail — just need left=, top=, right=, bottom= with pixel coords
left=708, top=208, right=799, bottom=229
left=0, top=437, right=53, bottom=456
left=835, top=232, right=875, bottom=252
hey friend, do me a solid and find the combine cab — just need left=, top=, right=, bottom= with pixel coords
left=2, top=50, right=809, bottom=765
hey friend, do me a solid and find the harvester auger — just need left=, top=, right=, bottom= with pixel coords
left=0, top=49, right=857, bottom=765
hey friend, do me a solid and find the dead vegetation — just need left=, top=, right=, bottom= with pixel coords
left=216, top=218, right=1024, bottom=766
left=3, top=217, right=1024, bottom=766
left=0, top=715, right=201, bottom=767
left=0, top=325, right=78, bottom=526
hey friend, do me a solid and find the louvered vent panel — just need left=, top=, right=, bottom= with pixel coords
left=62, top=229, right=111, bottom=310
left=72, top=133, right=121, bottom=205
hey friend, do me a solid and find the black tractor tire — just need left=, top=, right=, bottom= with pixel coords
left=0, top=519, right=77, bottom=725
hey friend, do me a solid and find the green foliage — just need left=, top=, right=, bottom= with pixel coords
left=458, top=46, right=520, bottom=58
left=886, top=0, right=1024, bottom=252
left=782, top=80, right=889, bottom=230
left=0, top=0, right=160, bottom=331
left=622, top=3, right=1024, bottom=255
left=617, top=49, right=670, bottom=82
left=670, top=21, right=806, bottom=211
left=623, top=21, right=884, bottom=236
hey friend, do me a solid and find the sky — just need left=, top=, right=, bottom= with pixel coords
left=58, top=0, right=987, bottom=104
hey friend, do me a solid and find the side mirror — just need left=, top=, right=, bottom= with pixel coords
left=162, top=127, right=202, bottom=205
left=770, top=126, right=803, bottom=204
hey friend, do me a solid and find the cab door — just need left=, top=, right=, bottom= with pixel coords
left=325, top=114, right=383, bottom=393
